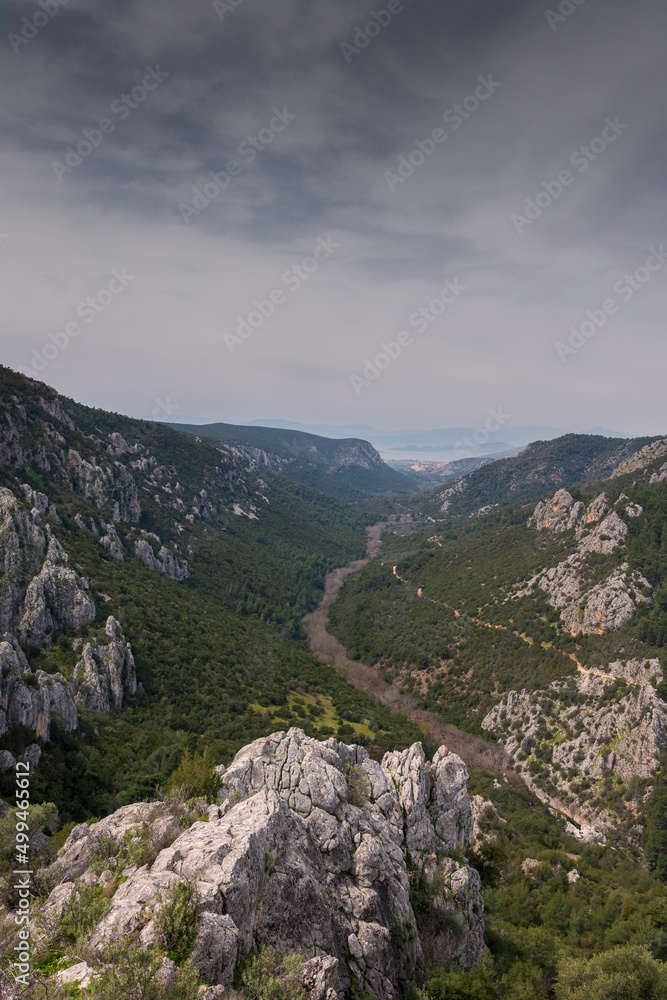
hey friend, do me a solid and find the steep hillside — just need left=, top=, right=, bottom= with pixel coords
left=329, top=446, right=667, bottom=848
left=169, top=421, right=415, bottom=496
left=420, top=433, right=659, bottom=518
left=0, top=367, right=422, bottom=821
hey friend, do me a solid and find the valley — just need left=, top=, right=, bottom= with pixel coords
left=0, top=367, right=666, bottom=998
left=302, top=523, right=514, bottom=775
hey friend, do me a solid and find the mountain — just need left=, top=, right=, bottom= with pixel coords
left=420, top=433, right=661, bottom=518
left=168, top=421, right=415, bottom=496
left=0, top=366, right=421, bottom=821
left=1, top=368, right=667, bottom=998
left=328, top=435, right=667, bottom=847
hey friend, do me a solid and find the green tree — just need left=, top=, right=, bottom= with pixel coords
left=554, top=945, right=667, bottom=1000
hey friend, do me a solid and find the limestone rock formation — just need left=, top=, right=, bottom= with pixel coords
left=0, top=634, right=77, bottom=740
left=519, top=490, right=652, bottom=636
left=18, top=533, right=96, bottom=648
left=134, top=537, right=189, bottom=581
left=483, top=658, right=667, bottom=831
left=39, top=731, right=484, bottom=998
left=0, top=487, right=45, bottom=634
left=71, top=617, right=137, bottom=712
left=66, top=449, right=141, bottom=523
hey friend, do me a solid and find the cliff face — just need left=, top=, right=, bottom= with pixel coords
left=34, top=730, right=484, bottom=999
left=71, top=617, right=137, bottom=713
left=518, top=489, right=651, bottom=636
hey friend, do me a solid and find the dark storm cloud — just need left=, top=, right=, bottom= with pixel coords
left=1, top=0, right=666, bottom=434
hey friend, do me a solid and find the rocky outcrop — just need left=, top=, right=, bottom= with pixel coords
left=99, top=521, right=124, bottom=561
left=0, top=635, right=77, bottom=740
left=520, top=490, right=652, bottom=635
left=611, top=438, right=667, bottom=478
left=483, top=658, right=667, bottom=830
left=0, top=488, right=46, bottom=633
left=0, top=490, right=96, bottom=648
left=18, top=533, right=96, bottom=648
left=66, top=449, right=141, bottom=523
left=39, top=731, right=484, bottom=998
left=134, top=537, right=189, bottom=581
left=71, top=617, right=137, bottom=712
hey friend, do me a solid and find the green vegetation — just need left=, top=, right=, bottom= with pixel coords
left=413, top=771, right=667, bottom=998
left=166, top=747, right=221, bottom=803
left=238, top=947, right=307, bottom=1000
left=154, top=881, right=200, bottom=965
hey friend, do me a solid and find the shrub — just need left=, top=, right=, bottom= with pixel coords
left=554, top=944, right=667, bottom=1000
left=89, top=943, right=202, bottom=1000
left=58, top=883, right=112, bottom=950
left=154, top=880, right=199, bottom=965
left=240, top=947, right=306, bottom=1000
left=166, top=747, right=221, bottom=804
left=345, top=765, right=370, bottom=807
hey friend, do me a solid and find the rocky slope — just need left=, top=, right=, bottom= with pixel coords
left=422, top=433, right=660, bottom=518
left=480, top=487, right=667, bottom=836
left=516, top=488, right=651, bottom=635
left=170, top=421, right=414, bottom=496
left=0, top=480, right=137, bottom=739
left=28, top=730, right=483, bottom=998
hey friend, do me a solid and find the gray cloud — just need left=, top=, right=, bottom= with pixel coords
left=0, top=0, right=665, bottom=435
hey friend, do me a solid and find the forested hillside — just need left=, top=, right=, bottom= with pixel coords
left=0, top=367, right=421, bottom=822
left=330, top=444, right=667, bottom=849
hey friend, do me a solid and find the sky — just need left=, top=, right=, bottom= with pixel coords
left=1, top=0, right=666, bottom=436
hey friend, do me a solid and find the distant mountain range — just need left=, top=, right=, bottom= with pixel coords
left=164, top=417, right=630, bottom=461
left=240, top=420, right=630, bottom=459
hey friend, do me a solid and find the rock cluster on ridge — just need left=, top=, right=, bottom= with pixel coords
left=36, top=729, right=485, bottom=998
left=519, top=489, right=652, bottom=635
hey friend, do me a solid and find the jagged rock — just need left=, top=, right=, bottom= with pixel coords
left=0, top=488, right=46, bottom=633
left=0, top=635, right=77, bottom=740
left=0, top=750, right=16, bottom=772
left=99, top=522, right=124, bottom=561
left=519, top=490, right=652, bottom=635
left=567, top=869, right=581, bottom=883
left=529, top=490, right=584, bottom=532
left=382, top=743, right=473, bottom=855
left=66, top=449, right=141, bottom=523
left=483, top=658, right=666, bottom=829
left=18, top=533, right=96, bottom=647
left=134, top=538, right=189, bottom=581
left=71, top=617, right=137, bottom=712
left=558, top=564, right=652, bottom=635
left=41, top=731, right=484, bottom=998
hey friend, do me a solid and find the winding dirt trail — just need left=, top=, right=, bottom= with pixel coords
left=391, top=567, right=618, bottom=684
left=302, top=523, right=514, bottom=775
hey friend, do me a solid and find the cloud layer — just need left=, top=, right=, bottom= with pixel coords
left=1, top=0, right=665, bottom=434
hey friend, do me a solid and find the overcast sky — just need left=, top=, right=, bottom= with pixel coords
left=1, top=0, right=665, bottom=435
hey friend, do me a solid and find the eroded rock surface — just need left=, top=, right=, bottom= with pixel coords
left=72, top=617, right=137, bottom=712
left=519, top=490, right=652, bottom=635
left=40, top=730, right=484, bottom=998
